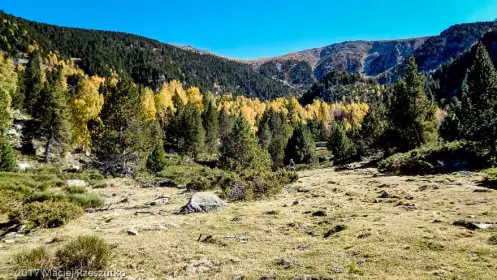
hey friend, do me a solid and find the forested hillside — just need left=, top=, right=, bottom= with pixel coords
left=0, top=10, right=290, bottom=99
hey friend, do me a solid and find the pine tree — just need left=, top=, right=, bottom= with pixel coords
left=388, top=56, right=438, bottom=151
left=360, top=103, right=388, bottom=153
left=307, top=118, right=329, bottom=142
left=458, top=44, right=497, bottom=154
left=220, top=116, right=271, bottom=172
left=146, top=140, right=167, bottom=172
left=165, top=92, right=186, bottom=151
left=22, top=52, right=43, bottom=115
left=327, top=123, right=356, bottom=164
left=284, top=124, right=316, bottom=165
left=202, top=94, right=219, bottom=154
left=35, top=68, right=71, bottom=163
left=0, top=137, right=16, bottom=172
left=259, top=109, right=290, bottom=169
left=181, top=106, right=205, bottom=159
left=93, top=78, right=152, bottom=171
left=219, top=106, right=234, bottom=139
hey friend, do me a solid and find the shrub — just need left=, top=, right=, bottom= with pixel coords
left=65, top=186, right=87, bottom=194
left=483, top=168, right=497, bottom=189
left=69, top=192, right=104, bottom=208
left=378, top=141, right=489, bottom=175
left=275, top=169, right=299, bottom=184
left=10, top=201, right=83, bottom=228
left=14, top=247, right=53, bottom=270
left=146, top=142, right=167, bottom=172
left=56, top=235, right=112, bottom=271
left=25, top=191, right=66, bottom=203
left=186, top=175, right=217, bottom=191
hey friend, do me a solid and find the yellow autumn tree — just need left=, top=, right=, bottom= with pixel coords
left=186, top=86, right=203, bottom=111
left=70, top=76, right=104, bottom=149
left=141, top=87, right=156, bottom=121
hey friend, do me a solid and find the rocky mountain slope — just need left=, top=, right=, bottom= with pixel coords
left=243, top=22, right=495, bottom=88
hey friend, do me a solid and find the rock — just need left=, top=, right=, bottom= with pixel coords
left=323, top=225, right=347, bottom=238
left=158, top=179, right=177, bottom=188
left=127, top=229, right=139, bottom=236
left=18, top=163, right=32, bottom=171
left=3, top=239, right=15, bottom=244
left=66, top=179, right=87, bottom=187
left=292, top=200, right=300, bottom=206
left=4, top=232, right=17, bottom=239
left=379, top=191, right=390, bottom=198
left=264, top=210, right=279, bottom=215
left=432, top=183, right=440, bottom=190
left=260, top=272, right=277, bottom=280
left=312, top=210, right=328, bottom=217
left=178, top=192, right=227, bottom=214
left=233, top=275, right=245, bottom=280
left=187, top=260, right=219, bottom=273
left=297, top=187, right=310, bottom=193
left=453, top=220, right=495, bottom=230
left=276, top=257, right=293, bottom=269
left=149, top=196, right=170, bottom=206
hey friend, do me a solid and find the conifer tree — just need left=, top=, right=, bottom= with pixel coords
left=257, top=109, right=290, bottom=168
left=327, top=123, right=356, bottom=164
left=220, top=116, right=271, bottom=172
left=219, top=106, right=234, bottom=139
left=0, top=137, right=16, bottom=172
left=360, top=103, right=388, bottom=153
left=35, top=68, right=71, bottom=163
left=22, top=52, right=43, bottom=115
left=146, top=140, right=167, bottom=172
left=93, top=78, right=152, bottom=170
left=284, top=124, right=316, bottom=165
left=457, top=44, right=497, bottom=154
left=202, top=94, right=219, bottom=154
left=181, top=106, right=205, bottom=159
left=388, top=56, right=438, bottom=151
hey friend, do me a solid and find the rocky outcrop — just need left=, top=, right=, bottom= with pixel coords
left=178, top=192, right=227, bottom=214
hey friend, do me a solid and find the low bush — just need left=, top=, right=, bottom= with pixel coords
left=218, top=170, right=294, bottom=201
left=69, top=192, right=105, bottom=208
left=186, top=175, right=218, bottom=191
left=14, top=247, right=53, bottom=270
left=483, top=168, right=497, bottom=189
left=25, top=190, right=66, bottom=203
left=64, top=186, right=87, bottom=194
left=10, top=201, right=84, bottom=228
left=56, top=235, right=112, bottom=271
left=378, top=141, right=489, bottom=175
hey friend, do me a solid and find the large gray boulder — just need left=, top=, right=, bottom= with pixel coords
left=178, top=192, right=227, bottom=214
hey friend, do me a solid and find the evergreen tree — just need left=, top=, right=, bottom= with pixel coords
left=388, top=56, right=438, bottom=151
left=22, top=52, right=43, bottom=115
left=259, top=109, right=291, bottom=169
left=219, top=106, right=234, bottom=139
left=202, top=94, right=219, bottom=154
left=93, top=78, right=152, bottom=170
left=181, top=106, right=205, bottom=159
left=0, top=137, right=16, bottom=172
left=35, top=68, right=71, bottom=163
left=457, top=44, right=497, bottom=154
left=284, top=124, right=316, bottom=165
left=440, top=97, right=463, bottom=142
left=146, top=140, right=167, bottom=172
left=165, top=92, right=185, bottom=151
left=220, top=116, right=271, bottom=172
left=307, top=118, right=329, bottom=142
left=360, top=103, right=388, bottom=154
left=327, top=123, right=356, bottom=164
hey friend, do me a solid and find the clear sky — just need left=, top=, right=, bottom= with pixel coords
left=1, top=0, right=496, bottom=59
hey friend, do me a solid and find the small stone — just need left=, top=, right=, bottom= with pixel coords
left=379, top=191, right=389, bottom=198
left=324, top=225, right=347, bottom=238
left=297, top=187, right=310, bottom=193
left=3, top=239, right=15, bottom=244
left=276, top=257, right=293, bottom=269
left=432, top=183, right=440, bottom=190
left=127, top=229, right=139, bottom=236
left=233, top=275, right=245, bottom=280
left=312, top=210, right=328, bottom=217
left=66, top=179, right=87, bottom=187
left=292, top=200, right=300, bottom=206
left=150, top=196, right=170, bottom=206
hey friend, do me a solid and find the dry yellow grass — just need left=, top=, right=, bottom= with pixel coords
left=1, top=167, right=497, bottom=279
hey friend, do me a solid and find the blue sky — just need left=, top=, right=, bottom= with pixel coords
left=1, top=0, right=496, bottom=59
